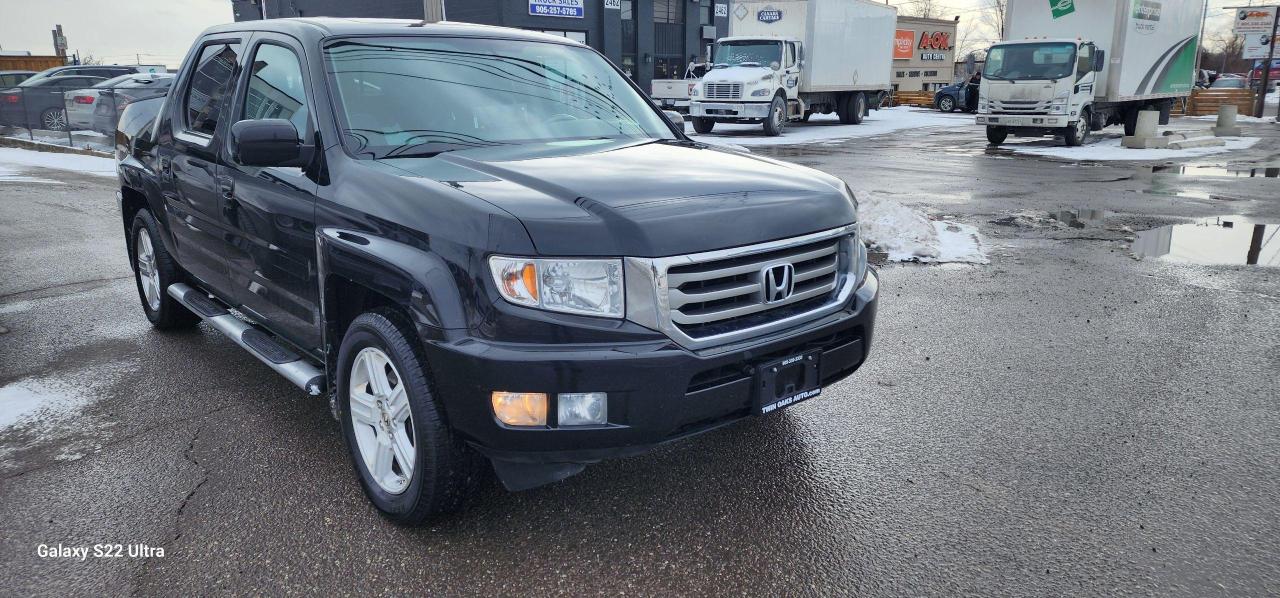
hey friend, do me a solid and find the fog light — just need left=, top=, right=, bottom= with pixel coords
left=491, top=391, right=547, bottom=426
left=557, top=392, right=607, bottom=426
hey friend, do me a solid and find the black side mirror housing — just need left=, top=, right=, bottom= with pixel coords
left=1093, top=50, right=1106, bottom=72
left=231, top=119, right=311, bottom=167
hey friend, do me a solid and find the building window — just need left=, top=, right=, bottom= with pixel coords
left=896, top=71, right=905, bottom=78
left=924, top=70, right=938, bottom=77
left=699, top=0, right=712, bottom=25
left=654, top=0, right=683, bottom=24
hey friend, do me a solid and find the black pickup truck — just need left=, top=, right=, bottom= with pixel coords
left=115, top=18, right=878, bottom=523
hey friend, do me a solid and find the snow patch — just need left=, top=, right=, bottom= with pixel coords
left=0, top=377, right=87, bottom=430
left=0, top=164, right=62, bottom=184
left=0, top=147, right=116, bottom=178
left=858, top=194, right=988, bottom=264
left=1006, top=136, right=1259, bottom=161
left=689, top=107, right=970, bottom=147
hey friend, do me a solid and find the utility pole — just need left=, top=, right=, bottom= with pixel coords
left=424, top=0, right=446, bottom=22
left=1256, top=7, right=1279, bottom=118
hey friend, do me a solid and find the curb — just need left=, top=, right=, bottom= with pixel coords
left=0, top=135, right=112, bottom=158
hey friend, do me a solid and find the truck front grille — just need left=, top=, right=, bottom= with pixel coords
left=991, top=99, right=1049, bottom=113
left=703, top=83, right=742, bottom=100
left=665, top=237, right=843, bottom=340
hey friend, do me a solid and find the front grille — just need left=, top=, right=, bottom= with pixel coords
left=703, top=83, right=742, bottom=100
left=665, top=237, right=843, bottom=340
left=992, top=99, right=1048, bottom=113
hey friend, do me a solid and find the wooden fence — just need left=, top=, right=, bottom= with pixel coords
left=1179, top=88, right=1257, bottom=116
left=0, top=55, right=66, bottom=72
left=891, top=90, right=936, bottom=108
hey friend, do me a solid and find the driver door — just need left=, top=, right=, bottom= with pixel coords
left=1074, top=44, right=1097, bottom=102
left=783, top=42, right=802, bottom=100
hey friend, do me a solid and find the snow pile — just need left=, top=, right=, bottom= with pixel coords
left=0, top=164, right=62, bottom=184
left=858, top=194, right=988, bottom=264
left=689, top=107, right=970, bottom=147
left=1006, top=136, right=1259, bottom=161
left=0, top=147, right=116, bottom=178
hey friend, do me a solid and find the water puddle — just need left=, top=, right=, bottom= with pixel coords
left=0, top=377, right=87, bottom=429
left=1148, top=164, right=1280, bottom=178
left=1050, top=208, right=1111, bottom=228
left=1132, top=216, right=1279, bottom=266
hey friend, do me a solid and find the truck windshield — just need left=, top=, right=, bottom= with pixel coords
left=984, top=43, right=1076, bottom=81
left=712, top=41, right=782, bottom=69
left=323, top=37, right=675, bottom=159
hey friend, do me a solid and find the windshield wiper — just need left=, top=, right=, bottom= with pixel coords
left=984, top=74, right=1013, bottom=81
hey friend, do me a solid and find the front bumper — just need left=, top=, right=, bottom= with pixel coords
left=424, top=270, right=879, bottom=489
left=977, top=114, right=1069, bottom=127
left=690, top=101, right=771, bottom=119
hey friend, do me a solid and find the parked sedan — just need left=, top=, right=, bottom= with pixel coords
left=90, top=74, right=173, bottom=135
left=63, top=74, right=143, bottom=130
left=0, top=70, right=36, bottom=88
left=1210, top=77, right=1248, bottom=89
left=0, top=75, right=106, bottom=130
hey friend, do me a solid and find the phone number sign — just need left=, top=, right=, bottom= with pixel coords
left=530, top=0, right=584, bottom=18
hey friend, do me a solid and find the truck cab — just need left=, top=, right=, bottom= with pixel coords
left=976, top=38, right=1104, bottom=146
left=689, top=36, right=805, bottom=135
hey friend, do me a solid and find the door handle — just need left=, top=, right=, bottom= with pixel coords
left=217, top=175, right=235, bottom=200
left=159, top=156, right=172, bottom=175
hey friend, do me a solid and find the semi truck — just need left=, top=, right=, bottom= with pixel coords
left=976, top=0, right=1205, bottom=146
left=688, top=0, right=895, bottom=136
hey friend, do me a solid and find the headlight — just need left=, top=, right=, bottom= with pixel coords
left=489, top=256, right=624, bottom=318
left=1048, top=102, right=1066, bottom=114
left=750, top=88, right=771, bottom=97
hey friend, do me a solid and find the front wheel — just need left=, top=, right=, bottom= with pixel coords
left=986, top=125, right=1009, bottom=146
left=41, top=108, right=68, bottom=131
left=762, top=95, right=786, bottom=136
left=338, top=311, right=480, bottom=524
left=1064, top=110, right=1090, bottom=147
left=691, top=116, right=715, bottom=134
left=937, top=95, right=956, bottom=112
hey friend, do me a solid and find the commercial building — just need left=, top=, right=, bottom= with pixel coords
left=230, top=0, right=733, bottom=90
left=891, top=15, right=958, bottom=92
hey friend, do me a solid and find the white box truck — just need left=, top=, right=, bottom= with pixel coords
left=688, top=0, right=896, bottom=136
left=976, top=0, right=1204, bottom=146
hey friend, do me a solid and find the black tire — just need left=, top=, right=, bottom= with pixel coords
left=129, top=210, right=199, bottom=329
left=1122, top=107, right=1138, bottom=136
left=937, top=95, right=956, bottom=112
left=41, top=107, right=68, bottom=131
left=801, top=110, right=812, bottom=122
left=1064, top=108, right=1090, bottom=147
left=692, top=116, right=716, bottom=134
left=986, top=125, right=1009, bottom=146
left=337, top=310, right=480, bottom=524
left=762, top=94, right=786, bottom=136
left=836, top=93, right=854, bottom=124
left=850, top=92, right=866, bottom=125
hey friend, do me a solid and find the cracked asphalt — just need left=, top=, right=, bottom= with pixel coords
left=1, top=116, right=1278, bottom=596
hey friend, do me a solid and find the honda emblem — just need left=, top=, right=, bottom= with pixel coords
left=761, top=263, right=795, bottom=303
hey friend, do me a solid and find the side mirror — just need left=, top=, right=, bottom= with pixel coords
left=1093, top=50, right=1106, bottom=72
left=230, top=119, right=309, bottom=167
left=663, top=110, right=685, bottom=127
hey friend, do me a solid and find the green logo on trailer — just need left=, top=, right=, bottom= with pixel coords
left=1050, top=0, right=1076, bottom=19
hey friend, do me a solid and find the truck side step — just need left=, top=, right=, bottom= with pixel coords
left=167, top=283, right=326, bottom=396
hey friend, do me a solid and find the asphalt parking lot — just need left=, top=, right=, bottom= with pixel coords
left=1, top=117, right=1278, bottom=596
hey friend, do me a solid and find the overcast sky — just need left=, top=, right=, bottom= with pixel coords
left=0, top=0, right=1248, bottom=69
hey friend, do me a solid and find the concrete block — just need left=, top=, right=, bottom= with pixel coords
left=1122, top=136, right=1170, bottom=149
left=1212, top=104, right=1241, bottom=137
left=1169, top=137, right=1226, bottom=150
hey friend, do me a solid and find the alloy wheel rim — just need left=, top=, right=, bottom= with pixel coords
left=135, top=231, right=161, bottom=311
left=44, top=110, right=66, bottom=130
left=349, top=347, right=415, bottom=495
left=1077, top=117, right=1088, bottom=141
left=773, top=102, right=784, bottom=130
left=941, top=97, right=953, bottom=111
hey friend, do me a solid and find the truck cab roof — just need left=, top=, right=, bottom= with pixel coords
left=717, top=35, right=801, bottom=43
left=200, top=17, right=586, bottom=47
left=997, top=38, right=1082, bottom=45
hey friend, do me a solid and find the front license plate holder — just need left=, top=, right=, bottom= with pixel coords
left=755, top=349, right=822, bottom=415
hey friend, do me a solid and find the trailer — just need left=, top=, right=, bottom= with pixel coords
left=976, top=0, right=1205, bottom=146
left=688, top=0, right=896, bottom=136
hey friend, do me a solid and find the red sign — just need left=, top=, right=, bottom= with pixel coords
left=918, top=31, right=952, bottom=51
left=894, top=29, right=915, bottom=59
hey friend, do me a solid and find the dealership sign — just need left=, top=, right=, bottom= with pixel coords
left=529, top=0, right=584, bottom=18
left=1243, top=33, right=1279, bottom=59
left=893, top=29, right=914, bottom=59
left=1233, top=7, right=1276, bottom=34
left=918, top=31, right=952, bottom=50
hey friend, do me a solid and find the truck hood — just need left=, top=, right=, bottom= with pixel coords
left=703, top=65, right=778, bottom=86
left=374, top=139, right=854, bottom=257
left=983, top=79, right=1065, bottom=103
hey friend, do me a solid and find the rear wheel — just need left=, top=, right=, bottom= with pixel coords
left=130, top=210, right=199, bottom=329
left=850, top=92, right=866, bottom=124
left=986, top=125, right=1009, bottom=146
left=338, top=311, right=480, bottom=524
left=762, top=94, right=786, bottom=136
left=41, top=108, right=68, bottom=131
left=1122, top=107, right=1139, bottom=136
left=691, top=116, right=715, bottom=134
left=937, top=95, right=956, bottom=112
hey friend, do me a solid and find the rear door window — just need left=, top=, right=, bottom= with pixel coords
left=184, top=41, right=243, bottom=136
